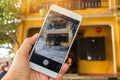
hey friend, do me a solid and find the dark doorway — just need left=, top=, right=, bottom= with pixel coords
left=66, top=39, right=78, bottom=73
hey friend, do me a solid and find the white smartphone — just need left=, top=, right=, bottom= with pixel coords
left=29, top=5, right=82, bottom=78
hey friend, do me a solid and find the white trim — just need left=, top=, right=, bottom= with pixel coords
left=23, top=17, right=44, bottom=21
left=83, top=14, right=115, bottom=18
left=115, top=13, right=120, bottom=16
left=109, top=0, right=112, bottom=9
left=107, top=24, right=117, bottom=74
left=111, top=24, right=117, bottom=74
left=23, top=10, right=119, bottom=21
left=23, top=13, right=116, bottom=21
left=81, top=23, right=116, bottom=75
left=116, top=6, right=120, bottom=8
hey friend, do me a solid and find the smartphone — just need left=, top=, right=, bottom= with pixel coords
left=29, top=5, right=82, bottom=78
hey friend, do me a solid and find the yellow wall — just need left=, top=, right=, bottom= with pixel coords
left=22, top=20, right=43, bottom=38
left=17, top=16, right=117, bottom=75
left=78, top=25, right=114, bottom=75
left=16, top=0, right=120, bottom=76
left=115, top=16, right=120, bottom=75
left=78, top=16, right=120, bottom=75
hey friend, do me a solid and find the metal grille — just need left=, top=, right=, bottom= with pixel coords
left=86, top=37, right=106, bottom=60
left=116, top=0, right=120, bottom=9
left=77, top=37, right=106, bottom=61
left=30, top=0, right=108, bottom=13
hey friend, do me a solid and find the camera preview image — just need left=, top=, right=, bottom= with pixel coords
left=34, top=11, right=80, bottom=64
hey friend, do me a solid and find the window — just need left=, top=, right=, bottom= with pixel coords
left=27, top=27, right=40, bottom=37
left=30, top=0, right=102, bottom=13
left=116, top=0, right=120, bottom=10
left=83, top=0, right=101, bottom=8
left=77, top=37, right=87, bottom=59
left=77, top=37, right=106, bottom=61
left=46, top=33, right=69, bottom=46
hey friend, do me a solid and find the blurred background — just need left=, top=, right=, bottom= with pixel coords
left=0, top=0, right=120, bottom=80
left=0, top=0, right=21, bottom=71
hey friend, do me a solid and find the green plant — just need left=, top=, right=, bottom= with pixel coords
left=0, top=0, right=22, bottom=50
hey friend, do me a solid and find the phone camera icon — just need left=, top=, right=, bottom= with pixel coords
left=43, top=59, right=49, bottom=66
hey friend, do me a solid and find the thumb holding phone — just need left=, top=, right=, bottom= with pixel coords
left=2, top=33, right=69, bottom=80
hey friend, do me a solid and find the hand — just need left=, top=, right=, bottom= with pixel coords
left=2, top=33, right=69, bottom=80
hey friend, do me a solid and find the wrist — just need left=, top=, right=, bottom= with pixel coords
left=1, top=72, right=15, bottom=80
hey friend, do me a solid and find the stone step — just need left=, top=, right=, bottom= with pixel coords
left=63, top=74, right=119, bottom=80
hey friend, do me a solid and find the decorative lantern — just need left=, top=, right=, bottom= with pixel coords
left=39, top=8, right=46, bottom=18
left=96, top=27, right=102, bottom=33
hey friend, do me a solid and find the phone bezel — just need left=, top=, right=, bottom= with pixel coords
left=29, top=5, right=82, bottom=78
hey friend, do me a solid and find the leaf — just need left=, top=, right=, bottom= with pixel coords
left=0, top=0, right=22, bottom=50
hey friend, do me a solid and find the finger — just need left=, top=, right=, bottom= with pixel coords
left=16, top=33, right=39, bottom=57
left=49, top=63, right=69, bottom=80
left=49, top=78, right=54, bottom=80
left=40, top=73, right=49, bottom=80
left=61, top=63, right=69, bottom=74
left=55, top=74, right=62, bottom=80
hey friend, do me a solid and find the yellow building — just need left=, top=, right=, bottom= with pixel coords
left=16, top=0, right=120, bottom=77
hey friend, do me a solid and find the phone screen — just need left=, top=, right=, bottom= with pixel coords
left=30, top=10, right=80, bottom=73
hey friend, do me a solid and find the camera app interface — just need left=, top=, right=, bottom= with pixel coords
left=30, top=10, right=80, bottom=73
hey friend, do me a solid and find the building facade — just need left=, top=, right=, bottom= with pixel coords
left=16, top=0, right=120, bottom=77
